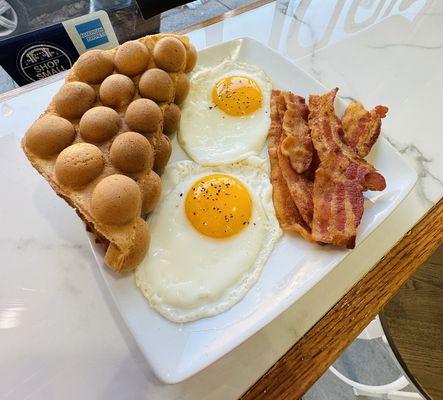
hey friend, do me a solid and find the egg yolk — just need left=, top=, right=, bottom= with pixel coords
left=211, top=75, right=262, bottom=116
left=185, top=174, right=252, bottom=238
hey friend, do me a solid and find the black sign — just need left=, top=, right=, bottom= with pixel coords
left=0, top=23, right=79, bottom=86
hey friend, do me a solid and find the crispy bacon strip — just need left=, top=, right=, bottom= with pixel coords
left=308, top=88, right=343, bottom=157
left=312, top=153, right=367, bottom=249
left=342, top=102, right=388, bottom=158
left=280, top=91, right=313, bottom=174
left=269, top=88, right=388, bottom=249
left=278, top=147, right=314, bottom=227
left=275, top=91, right=314, bottom=227
left=269, top=90, right=313, bottom=241
left=308, top=88, right=386, bottom=192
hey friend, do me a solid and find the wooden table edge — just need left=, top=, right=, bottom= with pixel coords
left=175, top=0, right=275, bottom=34
left=241, top=199, right=442, bottom=400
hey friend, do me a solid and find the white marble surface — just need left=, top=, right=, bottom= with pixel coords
left=0, top=1, right=442, bottom=399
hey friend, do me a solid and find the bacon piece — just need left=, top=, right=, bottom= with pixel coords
left=308, top=88, right=386, bottom=192
left=312, top=153, right=367, bottom=249
left=342, top=102, right=388, bottom=158
left=280, top=92, right=313, bottom=174
left=278, top=147, right=314, bottom=227
left=308, top=88, right=343, bottom=158
left=275, top=91, right=314, bottom=227
left=269, top=90, right=313, bottom=241
left=269, top=88, right=387, bottom=249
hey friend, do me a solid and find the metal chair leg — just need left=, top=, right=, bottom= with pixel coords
left=328, top=316, right=424, bottom=399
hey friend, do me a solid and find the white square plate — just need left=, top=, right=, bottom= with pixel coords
left=91, top=38, right=417, bottom=384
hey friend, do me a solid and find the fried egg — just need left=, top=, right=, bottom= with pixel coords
left=178, top=60, right=272, bottom=166
left=135, top=159, right=281, bottom=322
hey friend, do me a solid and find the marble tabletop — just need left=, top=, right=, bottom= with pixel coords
left=1, top=1, right=442, bottom=399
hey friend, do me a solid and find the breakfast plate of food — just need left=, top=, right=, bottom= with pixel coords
left=21, top=35, right=417, bottom=383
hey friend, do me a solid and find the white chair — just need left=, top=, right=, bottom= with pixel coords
left=328, top=316, right=423, bottom=399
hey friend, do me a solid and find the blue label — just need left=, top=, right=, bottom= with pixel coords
left=75, top=18, right=109, bottom=49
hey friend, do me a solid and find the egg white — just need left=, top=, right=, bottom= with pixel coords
left=135, top=158, right=281, bottom=323
left=178, top=60, right=272, bottom=166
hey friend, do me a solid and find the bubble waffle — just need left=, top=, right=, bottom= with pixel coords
left=21, top=34, right=197, bottom=273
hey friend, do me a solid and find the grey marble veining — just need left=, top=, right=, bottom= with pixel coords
left=385, top=136, right=443, bottom=206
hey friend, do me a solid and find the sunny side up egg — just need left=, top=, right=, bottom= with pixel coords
left=135, top=159, right=281, bottom=323
left=178, top=60, right=272, bottom=166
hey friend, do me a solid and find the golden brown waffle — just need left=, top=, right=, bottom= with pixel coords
left=21, top=34, right=197, bottom=273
